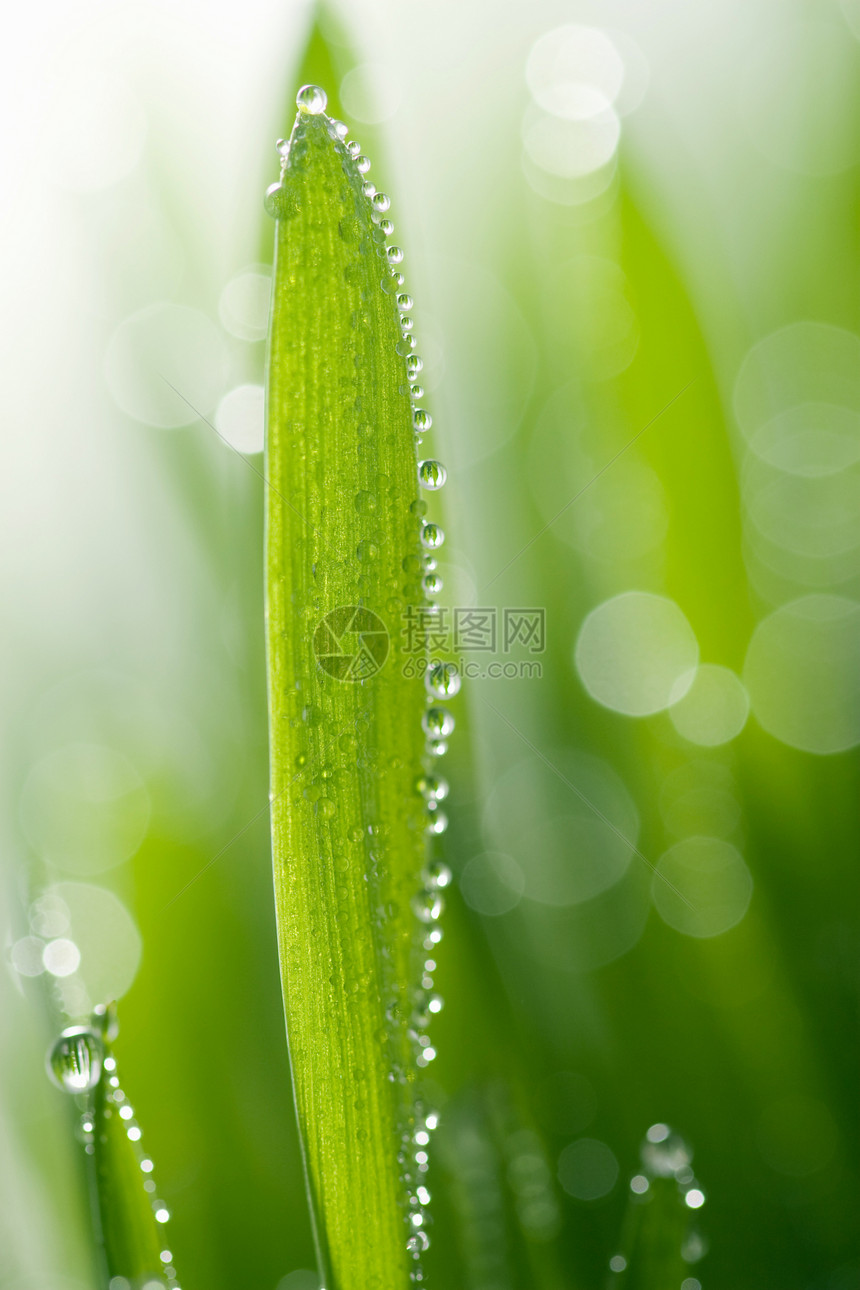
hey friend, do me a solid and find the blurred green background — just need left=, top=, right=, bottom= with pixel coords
left=2, top=2, right=860, bottom=1289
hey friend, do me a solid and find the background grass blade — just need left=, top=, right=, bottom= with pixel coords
left=609, top=1125, right=706, bottom=1289
left=265, top=90, right=448, bottom=1290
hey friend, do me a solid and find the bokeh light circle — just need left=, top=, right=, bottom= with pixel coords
left=734, top=322, right=860, bottom=477
left=523, top=106, right=620, bottom=180
left=483, top=749, right=639, bottom=908
left=340, top=63, right=400, bottom=123
left=557, top=1138, right=619, bottom=1199
left=669, top=664, right=750, bottom=746
left=19, top=743, right=150, bottom=876
left=218, top=268, right=271, bottom=342
left=105, top=303, right=227, bottom=428
left=526, top=26, right=625, bottom=120
left=214, top=384, right=265, bottom=454
left=743, top=595, right=860, bottom=753
left=652, top=837, right=753, bottom=939
left=460, top=851, right=525, bottom=916
left=525, top=816, right=634, bottom=907
left=575, top=592, right=699, bottom=716
left=48, top=882, right=143, bottom=1003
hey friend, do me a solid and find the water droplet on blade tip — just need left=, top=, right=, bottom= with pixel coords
left=296, top=84, right=327, bottom=114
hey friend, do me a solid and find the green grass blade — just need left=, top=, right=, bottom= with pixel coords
left=265, top=87, right=451, bottom=1290
left=48, top=1012, right=177, bottom=1289
left=259, top=6, right=358, bottom=266
left=609, top=1125, right=706, bottom=1289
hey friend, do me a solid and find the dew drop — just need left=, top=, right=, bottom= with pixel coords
left=412, top=890, right=444, bottom=923
left=422, top=706, right=455, bottom=738
left=331, top=119, right=349, bottom=139
left=418, top=460, right=447, bottom=490
left=427, top=737, right=448, bottom=757
left=422, top=573, right=443, bottom=596
left=264, top=183, right=287, bottom=217
left=371, top=192, right=391, bottom=213
left=380, top=218, right=395, bottom=236
left=423, top=858, right=453, bottom=887
left=276, top=138, right=290, bottom=158
left=357, top=539, right=379, bottom=562
left=406, top=355, right=424, bottom=378
left=410, top=498, right=428, bottom=517
left=354, top=490, right=377, bottom=515
left=407, top=1230, right=431, bottom=1256
left=426, top=661, right=461, bottom=698
left=357, top=156, right=372, bottom=174
left=641, top=1127, right=693, bottom=1178
left=419, top=775, right=449, bottom=804
left=362, top=181, right=377, bottom=198
left=387, top=245, right=404, bottom=265
left=47, top=1027, right=104, bottom=1094
left=420, top=523, right=444, bottom=550
left=425, top=808, right=448, bottom=836
left=296, top=84, right=327, bottom=114
left=413, top=409, right=432, bottom=432
left=347, top=140, right=361, bottom=157
left=75, top=1114, right=94, bottom=1144
left=397, top=293, right=414, bottom=312
left=400, top=316, right=415, bottom=334
left=396, top=337, right=417, bottom=356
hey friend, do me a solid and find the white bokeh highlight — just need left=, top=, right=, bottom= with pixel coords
left=653, top=837, right=753, bottom=939
left=105, top=303, right=228, bottom=428
left=669, top=664, right=750, bottom=747
left=743, top=595, right=860, bottom=754
left=214, top=384, right=265, bottom=454
left=575, top=592, right=698, bottom=717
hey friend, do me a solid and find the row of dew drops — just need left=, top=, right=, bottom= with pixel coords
left=269, top=86, right=460, bottom=1281
left=47, top=1006, right=179, bottom=1290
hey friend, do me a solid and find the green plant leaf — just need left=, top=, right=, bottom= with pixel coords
left=265, top=89, right=449, bottom=1290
